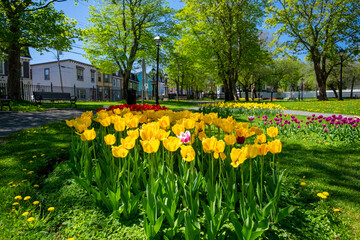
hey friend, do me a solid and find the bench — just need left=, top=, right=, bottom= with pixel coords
left=0, top=97, right=11, bottom=111
left=33, top=92, right=77, bottom=108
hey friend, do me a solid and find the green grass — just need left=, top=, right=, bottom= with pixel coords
left=0, top=110, right=359, bottom=239
left=6, top=100, right=198, bottom=112
left=266, top=98, right=360, bottom=116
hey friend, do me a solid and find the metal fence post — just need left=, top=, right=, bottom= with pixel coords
left=51, top=82, right=53, bottom=92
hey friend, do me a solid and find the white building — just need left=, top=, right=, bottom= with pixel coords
left=31, top=59, right=97, bottom=101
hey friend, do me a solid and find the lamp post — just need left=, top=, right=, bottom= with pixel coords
left=151, top=68, right=156, bottom=99
left=154, top=35, right=162, bottom=105
left=164, top=73, right=168, bottom=99
left=339, top=48, right=344, bottom=101
left=301, top=78, right=304, bottom=101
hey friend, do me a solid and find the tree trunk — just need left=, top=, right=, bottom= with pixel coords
left=350, top=76, right=355, bottom=98
left=8, top=43, right=22, bottom=100
left=121, top=70, right=131, bottom=100
left=312, top=55, right=328, bottom=100
left=329, top=85, right=338, bottom=98
left=243, top=85, right=249, bottom=102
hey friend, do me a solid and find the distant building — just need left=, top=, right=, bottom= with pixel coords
left=31, top=59, right=97, bottom=101
left=0, top=47, right=32, bottom=85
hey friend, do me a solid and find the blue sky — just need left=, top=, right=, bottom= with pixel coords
left=29, top=0, right=185, bottom=65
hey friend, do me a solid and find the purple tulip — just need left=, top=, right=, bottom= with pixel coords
left=323, top=124, right=326, bottom=127
left=248, top=116, right=255, bottom=122
left=353, top=123, right=358, bottom=128
left=237, top=136, right=245, bottom=144
left=324, top=129, right=328, bottom=132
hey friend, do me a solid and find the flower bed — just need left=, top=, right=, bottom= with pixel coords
left=96, top=103, right=168, bottom=112
left=199, top=102, right=285, bottom=118
left=66, top=107, right=290, bottom=239
left=260, top=113, right=360, bottom=142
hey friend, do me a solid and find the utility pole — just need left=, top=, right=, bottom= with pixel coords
left=141, top=58, right=146, bottom=104
left=57, top=50, right=64, bottom=93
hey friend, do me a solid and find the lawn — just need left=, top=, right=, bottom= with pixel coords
left=6, top=100, right=198, bottom=112
left=0, top=102, right=359, bottom=239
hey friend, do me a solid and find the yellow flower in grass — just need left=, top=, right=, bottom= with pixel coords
left=100, top=117, right=111, bottom=127
left=121, top=136, right=136, bottom=150
left=140, top=139, right=160, bottom=154
left=112, top=145, right=129, bottom=158
left=202, top=137, right=217, bottom=153
left=317, top=193, right=327, bottom=199
left=323, top=192, right=329, bottom=197
left=300, top=182, right=306, bottom=186
left=230, top=148, right=247, bottom=168
left=83, top=128, right=96, bottom=141
left=22, top=212, right=29, bottom=216
left=27, top=217, right=35, bottom=222
left=14, top=196, right=22, bottom=201
left=267, top=139, right=282, bottom=154
left=127, top=129, right=139, bottom=139
left=267, top=127, right=279, bottom=138
left=333, top=208, right=340, bottom=212
left=155, top=129, right=170, bottom=141
left=163, top=137, right=182, bottom=152
left=180, top=145, right=196, bottom=162
left=28, top=171, right=34, bottom=175
left=24, top=196, right=31, bottom=201
left=224, top=134, right=236, bottom=146
left=172, top=124, right=185, bottom=136
left=12, top=202, right=19, bottom=206
left=48, top=207, right=55, bottom=211
left=158, top=116, right=171, bottom=130
left=114, top=119, right=126, bottom=132
left=33, top=201, right=40, bottom=205
left=104, top=134, right=116, bottom=146
left=255, top=134, right=266, bottom=144
left=33, top=184, right=39, bottom=188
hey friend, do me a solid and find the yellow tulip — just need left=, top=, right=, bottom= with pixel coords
left=256, top=144, right=268, bottom=156
left=267, top=139, right=282, bottom=154
left=65, top=119, right=75, bottom=128
left=244, top=144, right=259, bottom=159
left=83, top=128, right=96, bottom=141
left=213, top=140, right=226, bottom=160
left=202, top=136, right=217, bottom=153
left=155, top=129, right=171, bottom=141
left=158, top=116, right=171, bottom=130
left=138, top=114, right=148, bottom=123
left=126, top=116, right=139, bottom=129
left=198, top=132, right=207, bottom=141
left=74, top=122, right=86, bottom=133
left=172, top=124, right=185, bottom=136
left=81, top=111, right=93, bottom=119
left=100, top=117, right=111, bottom=127
left=180, top=145, right=196, bottom=162
left=183, top=119, right=196, bottom=129
left=113, top=108, right=121, bottom=115
left=140, top=139, right=160, bottom=154
left=224, top=134, right=236, bottom=146
left=127, top=129, right=139, bottom=139
left=112, top=145, right=129, bottom=158
left=267, top=127, right=279, bottom=138
left=195, top=121, right=205, bottom=135
left=255, top=134, right=266, bottom=144
left=121, top=136, right=136, bottom=150
left=104, top=134, right=116, bottom=145
left=163, top=137, right=182, bottom=152
left=114, top=119, right=126, bottom=132
left=230, top=148, right=247, bottom=168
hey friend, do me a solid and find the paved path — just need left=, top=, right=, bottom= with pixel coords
left=0, top=109, right=85, bottom=139
left=0, top=107, right=358, bottom=140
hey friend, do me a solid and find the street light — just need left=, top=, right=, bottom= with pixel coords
left=154, top=35, right=162, bottom=105
left=301, top=78, right=304, bottom=101
left=339, top=48, right=345, bottom=101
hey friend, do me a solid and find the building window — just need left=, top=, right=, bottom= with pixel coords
left=44, top=68, right=50, bottom=80
left=104, top=74, right=110, bottom=83
left=98, top=73, right=102, bottom=82
left=104, top=88, right=110, bottom=99
left=77, top=88, right=86, bottom=100
left=0, top=61, right=3, bottom=75
left=91, top=70, right=95, bottom=83
left=77, top=67, right=84, bottom=81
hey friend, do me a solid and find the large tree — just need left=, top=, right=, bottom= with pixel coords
left=0, top=0, right=77, bottom=100
left=82, top=0, right=172, bottom=100
left=266, top=0, right=360, bottom=100
left=177, top=0, right=265, bottom=101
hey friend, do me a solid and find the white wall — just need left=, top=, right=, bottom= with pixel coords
left=31, top=60, right=97, bottom=90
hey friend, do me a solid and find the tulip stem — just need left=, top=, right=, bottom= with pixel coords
left=241, top=165, right=245, bottom=199
left=260, top=156, right=264, bottom=207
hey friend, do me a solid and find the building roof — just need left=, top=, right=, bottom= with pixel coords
left=30, top=59, right=96, bottom=69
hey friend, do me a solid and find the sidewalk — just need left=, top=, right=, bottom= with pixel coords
left=0, top=108, right=358, bottom=140
left=0, top=109, right=85, bottom=139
